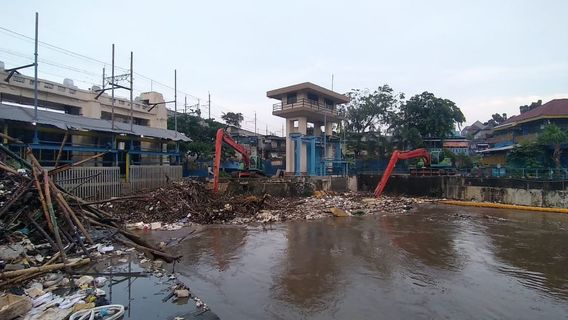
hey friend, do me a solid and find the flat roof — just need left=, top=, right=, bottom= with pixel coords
left=267, top=82, right=350, bottom=104
left=0, top=103, right=191, bottom=142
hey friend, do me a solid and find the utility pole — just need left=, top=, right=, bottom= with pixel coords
left=266, top=124, right=268, bottom=135
left=33, top=12, right=38, bottom=123
left=102, top=67, right=105, bottom=90
left=254, top=112, right=257, bottom=136
left=197, top=98, right=200, bottom=117
left=174, top=69, right=177, bottom=132
left=208, top=92, right=211, bottom=120
left=111, top=44, right=115, bottom=130
left=184, top=95, right=187, bottom=114
left=129, top=51, right=133, bottom=131
left=331, top=74, right=334, bottom=91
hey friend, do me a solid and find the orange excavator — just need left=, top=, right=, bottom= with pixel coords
left=374, top=148, right=431, bottom=198
left=213, top=128, right=251, bottom=193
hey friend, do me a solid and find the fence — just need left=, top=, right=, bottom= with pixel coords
left=49, top=166, right=121, bottom=201
left=129, top=165, right=183, bottom=192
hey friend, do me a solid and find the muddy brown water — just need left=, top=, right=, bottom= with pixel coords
left=145, top=203, right=568, bottom=319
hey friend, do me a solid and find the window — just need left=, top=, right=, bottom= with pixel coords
left=287, top=93, right=297, bottom=104
left=307, top=93, right=319, bottom=103
left=324, top=98, right=334, bottom=109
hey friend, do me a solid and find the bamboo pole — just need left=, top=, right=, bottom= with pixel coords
left=0, top=180, right=33, bottom=218
left=49, top=179, right=94, bottom=244
left=43, top=170, right=68, bottom=264
left=0, top=258, right=90, bottom=280
left=53, top=131, right=68, bottom=167
left=49, top=152, right=106, bottom=175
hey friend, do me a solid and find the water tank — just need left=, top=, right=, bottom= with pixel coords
left=91, top=85, right=101, bottom=91
left=0, top=61, right=4, bottom=70
left=63, top=78, right=75, bottom=87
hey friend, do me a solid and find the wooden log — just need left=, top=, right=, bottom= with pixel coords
left=75, top=194, right=150, bottom=206
left=49, top=179, right=94, bottom=244
left=0, top=180, right=33, bottom=218
left=43, top=170, right=68, bottom=264
left=25, top=211, right=58, bottom=250
left=114, top=237, right=181, bottom=263
left=0, top=258, right=90, bottom=279
left=52, top=194, right=91, bottom=258
left=87, top=218, right=180, bottom=262
left=48, top=152, right=106, bottom=176
left=0, top=161, right=22, bottom=176
left=53, top=131, right=68, bottom=168
left=31, top=166, right=53, bottom=231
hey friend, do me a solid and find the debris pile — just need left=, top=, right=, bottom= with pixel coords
left=100, top=181, right=270, bottom=224
left=232, top=193, right=432, bottom=224
left=0, top=134, right=181, bottom=319
left=98, top=179, right=432, bottom=226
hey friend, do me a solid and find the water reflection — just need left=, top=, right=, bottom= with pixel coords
left=271, top=220, right=344, bottom=314
left=176, top=226, right=248, bottom=271
left=483, top=212, right=568, bottom=298
left=152, top=206, right=568, bottom=320
left=379, top=209, right=463, bottom=271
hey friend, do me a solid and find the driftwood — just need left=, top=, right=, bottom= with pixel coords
left=0, top=132, right=182, bottom=288
left=49, top=152, right=106, bottom=176
left=0, top=258, right=90, bottom=280
left=53, top=131, right=68, bottom=168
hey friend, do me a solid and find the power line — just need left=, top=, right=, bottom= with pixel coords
left=0, top=24, right=285, bottom=134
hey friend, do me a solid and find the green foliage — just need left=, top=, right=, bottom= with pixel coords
left=395, top=92, right=465, bottom=140
left=537, top=123, right=568, bottom=168
left=168, top=114, right=225, bottom=159
left=507, top=142, right=549, bottom=169
left=485, top=113, right=507, bottom=127
left=519, top=100, right=542, bottom=114
left=341, top=85, right=403, bottom=134
left=221, top=112, right=244, bottom=128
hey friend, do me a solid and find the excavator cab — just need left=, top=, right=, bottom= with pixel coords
left=212, top=128, right=264, bottom=193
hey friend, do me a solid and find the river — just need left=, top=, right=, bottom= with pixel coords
left=153, top=203, right=568, bottom=319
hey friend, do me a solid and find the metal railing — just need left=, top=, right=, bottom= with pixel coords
left=272, top=98, right=339, bottom=115
left=459, top=167, right=568, bottom=181
left=129, top=165, right=183, bottom=192
left=49, top=166, right=121, bottom=200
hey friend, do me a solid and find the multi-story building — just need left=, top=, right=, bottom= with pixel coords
left=481, top=99, right=568, bottom=165
left=268, top=82, right=349, bottom=176
left=0, top=62, right=189, bottom=179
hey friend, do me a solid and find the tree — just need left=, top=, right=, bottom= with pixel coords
left=519, top=100, right=542, bottom=114
left=341, top=85, right=403, bottom=134
left=537, top=124, right=568, bottom=169
left=485, top=113, right=507, bottom=127
left=221, top=112, right=244, bottom=128
left=507, top=142, right=548, bottom=169
left=394, top=92, right=465, bottom=140
left=339, top=85, right=403, bottom=159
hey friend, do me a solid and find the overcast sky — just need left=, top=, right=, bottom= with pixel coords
left=1, top=0, right=567, bottom=134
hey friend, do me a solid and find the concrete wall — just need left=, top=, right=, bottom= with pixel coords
left=357, top=174, right=568, bottom=208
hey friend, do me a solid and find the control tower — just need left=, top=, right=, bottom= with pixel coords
left=267, top=82, right=349, bottom=176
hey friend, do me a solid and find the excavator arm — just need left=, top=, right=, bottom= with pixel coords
left=213, top=128, right=251, bottom=193
left=374, top=148, right=431, bottom=198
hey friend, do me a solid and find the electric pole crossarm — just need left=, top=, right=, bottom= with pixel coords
left=147, top=100, right=175, bottom=112
left=4, top=63, right=36, bottom=82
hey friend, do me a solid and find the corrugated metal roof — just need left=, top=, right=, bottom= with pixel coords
left=0, top=103, right=191, bottom=142
left=496, top=99, right=568, bottom=130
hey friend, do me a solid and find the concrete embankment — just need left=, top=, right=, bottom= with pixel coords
left=357, top=175, right=568, bottom=209
left=228, top=175, right=568, bottom=209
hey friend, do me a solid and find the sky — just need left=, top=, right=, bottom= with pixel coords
left=1, top=0, right=567, bottom=135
